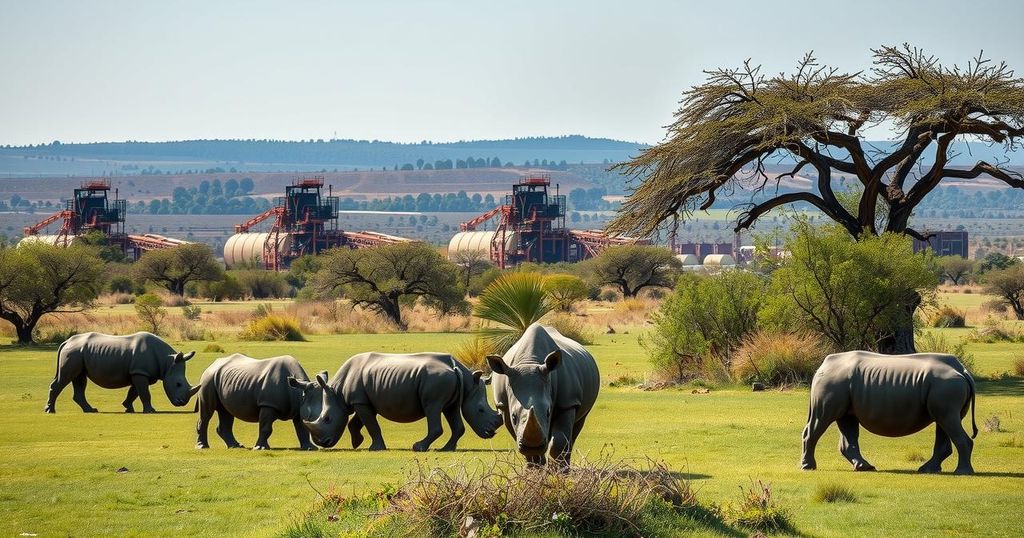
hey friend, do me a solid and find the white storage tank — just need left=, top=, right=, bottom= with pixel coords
left=675, top=253, right=699, bottom=266
left=447, top=231, right=517, bottom=260
left=223, top=232, right=292, bottom=268
left=18, top=235, right=70, bottom=247
left=702, top=253, right=736, bottom=267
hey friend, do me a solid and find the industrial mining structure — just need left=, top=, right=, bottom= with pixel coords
left=449, top=175, right=646, bottom=268
left=21, top=179, right=186, bottom=257
left=224, top=176, right=409, bottom=270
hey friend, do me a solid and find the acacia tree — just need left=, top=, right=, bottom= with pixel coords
left=610, top=45, right=1023, bottom=352
left=582, top=245, right=682, bottom=298
left=0, top=243, right=105, bottom=344
left=133, top=243, right=223, bottom=296
left=936, top=256, right=975, bottom=285
left=314, top=242, right=465, bottom=328
left=983, top=263, right=1024, bottom=320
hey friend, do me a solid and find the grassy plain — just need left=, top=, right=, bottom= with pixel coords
left=2, top=290, right=1023, bottom=536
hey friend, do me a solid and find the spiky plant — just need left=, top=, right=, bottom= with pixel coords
left=473, top=271, right=551, bottom=353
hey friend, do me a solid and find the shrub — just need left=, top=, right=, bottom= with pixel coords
left=1014, top=356, right=1024, bottom=377
left=542, top=274, right=589, bottom=311
left=916, top=332, right=976, bottom=373
left=198, top=274, right=245, bottom=301
left=904, top=449, right=927, bottom=462
left=725, top=480, right=792, bottom=533
left=33, top=327, right=78, bottom=345
left=984, top=415, right=1002, bottom=433
left=450, top=337, right=494, bottom=371
left=598, top=288, right=619, bottom=302
left=730, top=331, right=828, bottom=386
left=106, top=292, right=136, bottom=305
left=930, top=305, right=967, bottom=328
left=981, top=298, right=1008, bottom=315
left=467, top=266, right=502, bottom=297
left=231, top=269, right=291, bottom=299
left=134, top=293, right=166, bottom=334
left=181, top=305, right=202, bottom=321
left=240, top=313, right=305, bottom=341
left=109, top=276, right=136, bottom=294
left=473, top=272, right=551, bottom=352
left=812, top=482, right=857, bottom=503
left=644, top=271, right=766, bottom=383
left=546, top=313, right=594, bottom=345
left=377, top=454, right=699, bottom=537
left=203, top=343, right=225, bottom=353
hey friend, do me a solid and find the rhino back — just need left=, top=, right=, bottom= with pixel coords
left=75, top=332, right=173, bottom=388
left=337, top=353, right=458, bottom=421
left=207, top=355, right=308, bottom=421
left=840, top=352, right=963, bottom=436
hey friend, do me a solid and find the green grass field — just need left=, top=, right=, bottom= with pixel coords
left=1, top=328, right=1023, bottom=537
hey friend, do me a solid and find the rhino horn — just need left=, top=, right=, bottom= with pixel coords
left=522, top=407, right=544, bottom=446
left=187, top=384, right=202, bottom=399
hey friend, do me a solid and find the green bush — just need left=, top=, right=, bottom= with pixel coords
left=134, top=293, right=166, bottom=334
left=240, top=314, right=305, bottom=341
left=730, top=331, right=828, bottom=386
left=915, top=332, right=976, bottom=372
left=546, top=313, right=594, bottom=345
left=231, top=269, right=291, bottom=299
left=542, top=274, right=589, bottom=311
left=181, top=305, right=202, bottom=321
left=203, top=343, right=225, bottom=353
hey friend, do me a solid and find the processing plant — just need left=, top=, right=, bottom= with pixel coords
left=449, top=175, right=645, bottom=267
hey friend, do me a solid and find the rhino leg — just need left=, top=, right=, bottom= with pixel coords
left=413, top=403, right=446, bottom=452
left=293, top=417, right=317, bottom=451
left=71, top=373, right=98, bottom=413
left=131, top=375, right=156, bottom=413
left=800, top=415, right=831, bottom=470
left=45, top=370, right=74, bottom=414
left=122, top=386, right=138, bottom=413
left=438, top=406, right=465, bottom=452
left=919, top=425, right=952, bottom=473
left=549, top=408, right=577, bottom=469
left=837, top=415, right=875, bottom=471
left=354, top=405, right=386, bottom=451
left=934, top=411, right=974, bottom=475
left=195, top=393, right=215, bottom=449
left=252, top=407, right=277, bottom=450
left=216, top=406, right=244, bottom=448
left=348, top=416, right=365, bottom=449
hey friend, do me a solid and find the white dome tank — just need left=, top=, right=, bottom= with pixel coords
left=223, top=232, right=292, bottom=268
left=447, top=231, right=517, bottom=260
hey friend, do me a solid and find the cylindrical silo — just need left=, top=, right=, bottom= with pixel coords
left=223, top=232, right=292, bottom=268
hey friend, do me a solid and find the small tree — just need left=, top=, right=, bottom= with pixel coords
left=643, top=271, right=766, bottom=381
left=314, top=242, right=464, bottom=328
left=936, top=256, right=975, bottom=285
left=133, top=243, right=223, bottom=296
left=543, top=274, right=589, bottom=312
left=982, top=264, right=1024, bottom=320
left=0, top=243, right=105, bottom=344
left=582, top=245, right=681, bottom=298
left=451, top=249, right=493, bottom=288
left=134, top=293, right=166, bottom=334
left=764, top=223, right=939, bottom=352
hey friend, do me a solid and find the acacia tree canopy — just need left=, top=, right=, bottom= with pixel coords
left=314, top=242, right=465, bottom=328
left=133, top=243, right=223, bottom=296
left=609, top=45, right=1024, bottom=240
left=582, top=245, right=681, bottom=298
left=0, top=243, right=105, bottom=344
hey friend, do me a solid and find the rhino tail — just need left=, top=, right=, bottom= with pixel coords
left=963, top=371, right=977, bottom=439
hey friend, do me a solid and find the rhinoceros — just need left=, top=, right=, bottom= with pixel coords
left=44, top=332, right=197, bottom=414
left=292, top=352, right=502, bottom=451
left=195, top=354, right=316, bottom=451
left=486, top=323, right=600, bottom=466
left=801, top=351, right=978, bottom=475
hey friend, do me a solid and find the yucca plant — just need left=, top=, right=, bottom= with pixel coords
left=473, top=271, right=551, bottom=353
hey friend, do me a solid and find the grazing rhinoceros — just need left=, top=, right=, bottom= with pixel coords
left=45, top=332, right=197, bottom=414
left=801, top=351, right=978, bottom=475
left=292, top=353, right=502, bottom=451
left=486, top=323, right=600, bottom=466
left=195, top=354, right=317, bottom=451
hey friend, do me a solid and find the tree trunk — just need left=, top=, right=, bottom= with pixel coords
left=381, top=297, right=405, bottom=329
left=15, top=321, right=34, bottom=345
left=877, top=292, right=921, bottom=355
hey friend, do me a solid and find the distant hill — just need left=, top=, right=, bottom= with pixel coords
left=0, top=136, right=647, bottom=177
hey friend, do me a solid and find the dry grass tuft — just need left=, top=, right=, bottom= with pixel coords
left=239, top=314, right=306, bottom=342
left=725, top=479, right=792, bottom=533
left=929, top=305, right=967, bottom=328
left=812, top=482, right=857, bottom=504
left=730, top=332, right=827, bottom=387
left=1014, top=356, right=1024, bottom=377
left=450, top=337, right=495, bottom=371
left=379, top=453, right=698, bottom=537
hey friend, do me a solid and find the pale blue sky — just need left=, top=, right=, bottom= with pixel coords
left=2, top=0, right=1021, bottom=145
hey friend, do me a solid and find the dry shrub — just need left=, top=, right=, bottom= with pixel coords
left=239, top=314, right=305, bottom=341
left=930, top=305, right=967, bottom=328
left=155, top=292, right=189, bottom=307
left=725, top=480, right=792, bottom=533
left=203, top=343, right=225, bottom=353
left=1014, top=356, right=1024, bottom=377
left=965, top=323, right=1024, bottom=344
left=730, top=332, right=827, bottom=387
left=904, top=448, right=927, bottom=462
left=812, top=482, right=857, bottom=504
left=451, top=337, right=495, bottom=371
left=984, top=415, right=1002, bottom=433
left=98, top=293, right=136, bottom=305
left=981, top=298, right=1009, bottom=316
left=998, top=435, right=1024, bottom=448
left=916, top=332, right=977, bottom=372
left=379, top=453, right=699, bottom=537
left=546, top=313, right=595, bottom=345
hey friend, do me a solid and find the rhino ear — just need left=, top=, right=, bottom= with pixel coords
left=472, top=370, right=484, bottom=384
left=485, top=355, right=507, bottom=376
left=287, top=376, right=308, bottom=389
left=315, top=371, right=330, bottom=390
left=481, top=374, right=493, bottom=386
left=542, top=350, right=562, bottom=373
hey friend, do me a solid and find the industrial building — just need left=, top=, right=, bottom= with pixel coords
left=912, top=230, right=969, bottom=258
left=224, top=176, right=411, bottom=269
left=21, top=180, right=184, bottom=257
left=448, top=175, right=645, bottom=267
